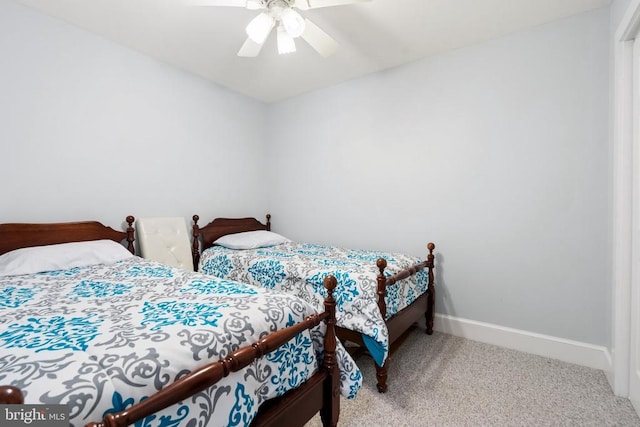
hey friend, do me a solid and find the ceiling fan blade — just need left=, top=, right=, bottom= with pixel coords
left=237, top=37, right=265, bottom=57
left=301, top=18, right=338, bottom=58
left=294, top=0, right=370, bottom=10
left=187, top=0, right=250, bottom=6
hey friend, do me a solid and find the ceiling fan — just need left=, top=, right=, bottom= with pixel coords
left=196, top=0, right=370, bottom=58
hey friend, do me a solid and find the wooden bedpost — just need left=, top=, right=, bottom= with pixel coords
left=0, top=385, right=24, bottom=404
left=321, top=275, right=339, bottom=427
left=125, top=216, right=135, bottom=255
left=192, top=215, right=200, bottom=271
left=376, top=258, right=388, bottom=324
left=266, top=214, right=271, bottom=231
left=375, top=258, right=389, bottom=393
left=425, top=243, right=436, bottom=335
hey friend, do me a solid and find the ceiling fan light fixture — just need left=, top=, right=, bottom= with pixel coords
left=280, top=7, right=305, bottom=38
left=246, top=12, right=275, bottom=44
left=277, top=25, right=296, bottom=54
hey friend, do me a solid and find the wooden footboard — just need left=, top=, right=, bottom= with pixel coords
left=376, top=242, right=436, bottom=334
left=367, top=242, right=436, bottom=393
left=0, top=276, right=340, bottom=427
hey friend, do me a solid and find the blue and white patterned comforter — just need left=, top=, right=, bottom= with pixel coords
left=0, top=257, right=361, bottom=427
left=199, top=242, right=430, bottom=367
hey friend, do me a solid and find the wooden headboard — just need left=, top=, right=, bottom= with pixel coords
left=192, top=214, right=271, bottom=250
left=191, top=214, right=271, bottom=269
left=0, top=216, right=136, bottom=256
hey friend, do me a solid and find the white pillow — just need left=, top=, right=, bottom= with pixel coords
left=214, top=230, right=290, bottom=250
left=0, top=240, right=134, bottom=277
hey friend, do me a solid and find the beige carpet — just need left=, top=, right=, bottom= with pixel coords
left=306, top=327, right=639, bottom=426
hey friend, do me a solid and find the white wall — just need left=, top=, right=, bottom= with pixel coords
left=611, top=0, right=634, bottom=27
left=0, top=1, right=268, bottom=229
left=267, top=9, right=610, bottom=346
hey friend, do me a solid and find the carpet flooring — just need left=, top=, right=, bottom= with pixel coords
left=306, top=327, right=639, bottom=426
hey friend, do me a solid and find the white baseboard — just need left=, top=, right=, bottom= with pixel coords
left=434, top=314, right=612, bottom=372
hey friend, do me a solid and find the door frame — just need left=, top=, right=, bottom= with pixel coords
left=612, top=0, right=640, bottom=399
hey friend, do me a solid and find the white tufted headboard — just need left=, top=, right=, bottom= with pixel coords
left=136, top=217, right=194, bottom=271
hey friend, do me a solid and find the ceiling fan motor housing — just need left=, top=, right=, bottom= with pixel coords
left=249, top=0, right=297, bottom=10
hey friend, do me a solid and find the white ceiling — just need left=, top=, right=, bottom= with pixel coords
left=18, top=0, right=610, bottom=103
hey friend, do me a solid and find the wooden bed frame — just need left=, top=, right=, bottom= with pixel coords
left=191, top=214, right=436, bottom=393
left=0, top=216, right=341, bottom=427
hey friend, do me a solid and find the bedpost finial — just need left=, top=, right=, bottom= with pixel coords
left=192, top=215, right=199, bottom=225
left=323, top=274, right=337, bottom=296
left=0, top=385, right=24, bottom=404
left=376, top=258, right=387, bottom=272
left=125, top=216, right=136, bottom=255
left=427, top=242, right=435, bottom=253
